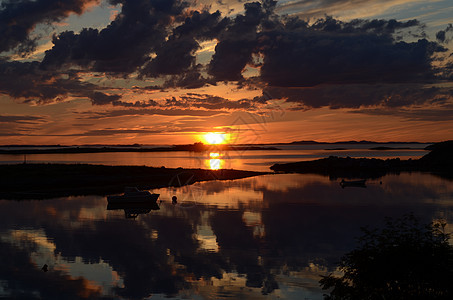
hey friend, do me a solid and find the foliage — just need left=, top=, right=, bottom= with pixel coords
left=320, top=214, right=453, bottom=299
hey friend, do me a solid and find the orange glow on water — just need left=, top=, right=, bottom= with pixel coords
left=209, top=152, right=220, bottom=158
left=207, top=152, right=224, bottom=170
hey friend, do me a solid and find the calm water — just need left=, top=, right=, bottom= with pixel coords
left=0, top=144, right=430, bottom=172
left=1, top=172, right=452, bottom=299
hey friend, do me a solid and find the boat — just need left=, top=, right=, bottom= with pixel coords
left=107, top=187, right=160, bottom=204
left=340, top=179, right=366, bottom=188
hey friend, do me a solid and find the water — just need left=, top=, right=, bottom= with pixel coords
left=1, top=172, right=452, bottom=299
left=0, top=143, right=430, bottom=172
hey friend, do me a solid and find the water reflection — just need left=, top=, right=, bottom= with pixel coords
left=0, top=172, right=452, bottom=299
left=206, top=152, right=225, bottom=170
left=107, top=202, right=160, bottom=219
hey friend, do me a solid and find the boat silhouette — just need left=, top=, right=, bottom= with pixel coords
left=107, top=187, right=160, bottom=204
left=340, top=179, right=366, bottom=188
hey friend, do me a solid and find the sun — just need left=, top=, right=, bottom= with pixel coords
left=203, top=132, right=230, bottom=145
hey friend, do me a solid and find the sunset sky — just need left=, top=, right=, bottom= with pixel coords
left=1, top=0, right=452, bottom=145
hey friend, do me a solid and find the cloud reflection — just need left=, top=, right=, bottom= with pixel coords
left=0, top=172, right=452, bottom=298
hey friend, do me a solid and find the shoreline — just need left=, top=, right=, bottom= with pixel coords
left=270, top=141, right=453, bottom=179
left=0, top=143, right=279, bottom=155
left=0, top=163, right=267, bottom=200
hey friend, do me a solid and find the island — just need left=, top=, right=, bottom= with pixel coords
left=0, top=164, right=266, bottom=200
left=0, top=142, right=279, bottom=154
left=270, top=141, right=453, bottom=179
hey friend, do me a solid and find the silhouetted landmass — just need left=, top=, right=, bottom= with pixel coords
left=0, top=142, right=279, bottom=154
left=369, top=146, right=412, bottom=150
left=0, top=144, right=66, bottom=148
left=0, top=164, right=266, bottom=200
left=271, top=141, right=453, bottom=178
left=171, top=142, right=279, bottom=152
left=320, top=214, right=453, bottom=299
left=275, top=140, right=428, bottom=145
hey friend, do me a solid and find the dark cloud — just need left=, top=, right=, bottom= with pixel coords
left=258, top=17, right=445, bottom=87
left=140, top=10, right=229, bottom=78
left=88, top=91, right=122, bottom=105
left=76, top=108, right=225, bottom=119
left=436, top=24, right=453, bottom=43
left=162, top=66, right=208, bottom=89
left=179, top=93, right=258, bottom=110
left=0, top=0, right=97, bottom=55
left=0, top=0, right=451, bottom=114
left=88, top=92, right=261, bottom=110
left=207, top=1, right=277, bottom=82
left=258, top=84, right=453, bottom=109
left=41, top=0, right=189, bottom=73
left=90, top=95, right=160, bottom=107
left=0, top=115, right=46, bottom=124
left=0, top=59, right=122, bottom=104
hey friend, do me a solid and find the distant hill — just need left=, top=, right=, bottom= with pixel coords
left=276, top=140, right=429, bottom=145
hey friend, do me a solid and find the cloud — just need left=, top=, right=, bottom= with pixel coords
left=0, top=0, right=98, bottom=55
left=275, top=0, right=427, bottom=20
left=0, top=115, right=47, bottom=124
left=0, top=59, right=121, bottom=104
left=166, top=93, right=261, bottom=110
left=257, top=17, right=445, bottom=87
left=76, top=108, right=226, bottom=119
left=436, top=24, right=453, bottom=43
left=0, top=0, right=451, bottom=115
left=258, top=84, right=453, bottom=109
left=41, top=0, right=190, bottom=74
left=87, top=92, right=262, bottom=110
left=207, top=1, right=277, bottom=82
left=140, top=10, right=229, bottom=78
left=351, top=105, right=453, bottom=122
left=77, top=128, right=162, bottom=136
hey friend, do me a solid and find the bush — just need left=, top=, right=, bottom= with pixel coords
left=320, top=214, right=453, bottom=299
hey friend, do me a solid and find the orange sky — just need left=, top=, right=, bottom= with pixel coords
left=0, top=0, right=452, bottom=144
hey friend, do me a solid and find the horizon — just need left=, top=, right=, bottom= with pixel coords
left=0, top=139, right=437, bottom=147
left=1, top=0, right=452, bottom=144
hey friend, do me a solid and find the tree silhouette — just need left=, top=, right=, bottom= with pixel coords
left=320, top=214, right=453, bottom=299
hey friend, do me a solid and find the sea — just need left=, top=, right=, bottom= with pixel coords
left=1, top=143, right=452, bottom=299
left=0, top=143, right=431, bottom=172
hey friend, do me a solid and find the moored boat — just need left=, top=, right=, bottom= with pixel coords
left=107, top=187, right=160, bottom=204
left=340, top=179, right=366, bottom=188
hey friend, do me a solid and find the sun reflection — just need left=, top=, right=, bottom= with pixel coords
left=206, top=152, right=224, bottom=170
left=209, top=152, right=220, bottom=158
left=209, top=159, right=223, bottom=170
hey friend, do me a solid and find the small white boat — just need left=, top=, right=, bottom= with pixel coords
left=107, top=187, right=160, bottom=204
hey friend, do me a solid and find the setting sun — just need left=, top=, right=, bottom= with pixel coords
left=203, top=132, right=230, bottom=145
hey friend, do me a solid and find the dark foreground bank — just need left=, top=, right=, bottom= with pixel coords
left=271, top=140, right=453, bottom=179
left=0, top=164, right=266, bottom=200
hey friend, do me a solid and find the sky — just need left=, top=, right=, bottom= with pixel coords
left=0, top=0, right=452, bottom=145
